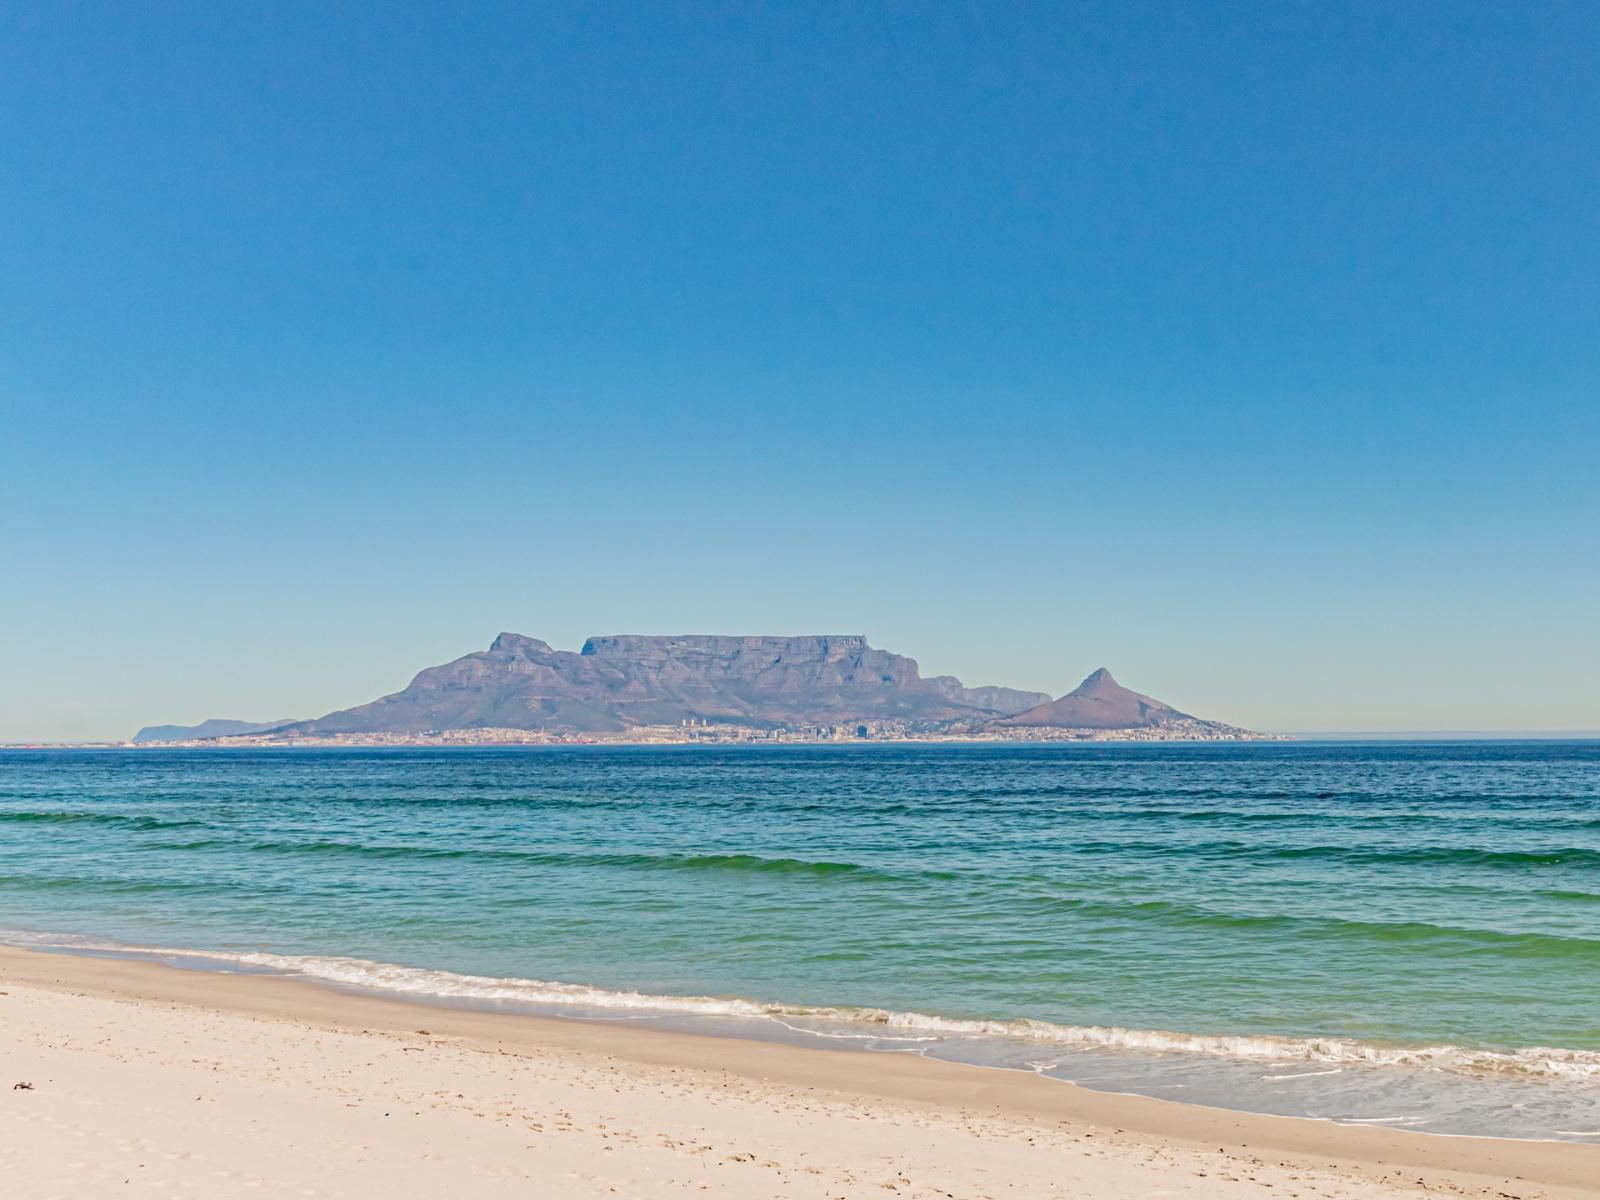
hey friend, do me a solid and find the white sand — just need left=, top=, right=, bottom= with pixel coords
left=2, top=947, right=1595, bottom=1198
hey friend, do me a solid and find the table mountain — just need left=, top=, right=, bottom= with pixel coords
left=279, top=634, right=1053, bottom=735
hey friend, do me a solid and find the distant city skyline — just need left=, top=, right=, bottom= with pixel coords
left=3, top=3, right=1597, bottom=741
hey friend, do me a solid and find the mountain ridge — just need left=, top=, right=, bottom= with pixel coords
left=278, top=633, right=1053, bottom=736
left=131, top=635, right=1265, bottom=741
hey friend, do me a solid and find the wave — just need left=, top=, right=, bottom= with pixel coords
left=138, top=837, right=938, bottom=883
left=951, top=782, right=1600, bottom=806
left=5, top=844, right=1593, bottom=957
left=0, top=809, right=208, bottom=833
left=0, top=872, right=293, bottom=899
left=998, top=894, right=1600, bottom=956
left=6, top=931, right=1597, bottom=1084
left=1031, top=838, right=1600, bottom=870
left=126, top=825, right=1600, bottom=883
left=1259, top=844, right=1600, bottom=870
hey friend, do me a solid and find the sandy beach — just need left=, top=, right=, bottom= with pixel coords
left=1, top=946, right=1594, bottom=1199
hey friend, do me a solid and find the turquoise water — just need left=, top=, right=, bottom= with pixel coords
left=2, top=742, right=1597, bottom=1139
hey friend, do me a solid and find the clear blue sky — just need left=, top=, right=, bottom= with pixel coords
left=3, top=2, right=1597, bottom=740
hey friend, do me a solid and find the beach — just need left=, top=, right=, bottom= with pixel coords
left=6, top=745, right=1599, bottom=1142
left=9, top=0, right=1596, bottom=1189
left=3, top=946, right=1595, bottom=1199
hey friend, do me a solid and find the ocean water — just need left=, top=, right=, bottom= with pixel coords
left=2, top=742, right=1597, bottom=1141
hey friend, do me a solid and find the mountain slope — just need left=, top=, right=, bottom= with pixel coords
left=281, top=634, right=1052, bottom=735
left=995, top=668, right=1191, bottom=729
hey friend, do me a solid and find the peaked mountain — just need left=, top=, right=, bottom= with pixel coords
left=132, top=717, right=300, bottom=743
left=280, top=634, right=1053, bottom=735
left=996, top=668, right=1190, bottom=729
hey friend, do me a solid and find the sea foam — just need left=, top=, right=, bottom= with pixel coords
left=9, top=930, right=1598, bottom=1084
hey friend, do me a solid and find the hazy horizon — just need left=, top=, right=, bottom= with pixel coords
left=5, top=627, right=1599, bottom=744
left=4, top=4, right=1597, bottom=741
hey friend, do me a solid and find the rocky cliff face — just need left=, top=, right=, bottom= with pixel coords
left=995, top=668, right=1190, bottom=729
left=284, top=634, right=1052, bottom=735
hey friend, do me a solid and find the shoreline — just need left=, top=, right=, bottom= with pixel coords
left=8, top=732, right=1291, bottom=749
left=11, top=929, right=1598, bottom=1120
left=15, top=736, right=1600, bottom=749
left=4, top=945, right=1596, bottom=1197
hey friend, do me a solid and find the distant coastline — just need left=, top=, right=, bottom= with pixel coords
left=115, top=632, right=1282, bottom=747
left=6, top=724, right=1289, bottom=750
left=24, top=731, right=1600, bottom=749
left=130, top=721, right=1288, bottom=749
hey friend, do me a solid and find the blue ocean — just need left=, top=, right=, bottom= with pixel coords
left=2, top=742, right=1596, bottom=1140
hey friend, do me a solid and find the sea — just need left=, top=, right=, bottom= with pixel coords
left=2, top=741, right=1596, bottom=1142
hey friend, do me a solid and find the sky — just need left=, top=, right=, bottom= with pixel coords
left=2, top=1, right=1597, bottom=741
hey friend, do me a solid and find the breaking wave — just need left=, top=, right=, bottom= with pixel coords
left=7, top=931, right=1598, bottom=1084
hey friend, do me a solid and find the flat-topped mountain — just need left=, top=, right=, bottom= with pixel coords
left=133, top=638, right=1269, bottom=742
left=996, top=668, right=1190, bottom=730
left=280, top=634, right=1053, bottom=736
left=133, top=717, right=299, bottom=743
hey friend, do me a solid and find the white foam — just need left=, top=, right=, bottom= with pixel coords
left=832, top=1009, right=1600, bottom=1082
left=1261, top=1068, right=1345, bottom=1080
left=8, top=930, right=1600, bottom=1085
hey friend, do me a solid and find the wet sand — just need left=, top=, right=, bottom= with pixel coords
left=2, top=945, right=1594, bottom=1198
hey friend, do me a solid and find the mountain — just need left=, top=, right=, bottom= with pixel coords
left=995, top=668, right=1190, bottom=729
left=132, top=718, right=300, bottom=743
left=279, top=634, right=1052, bottom=735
